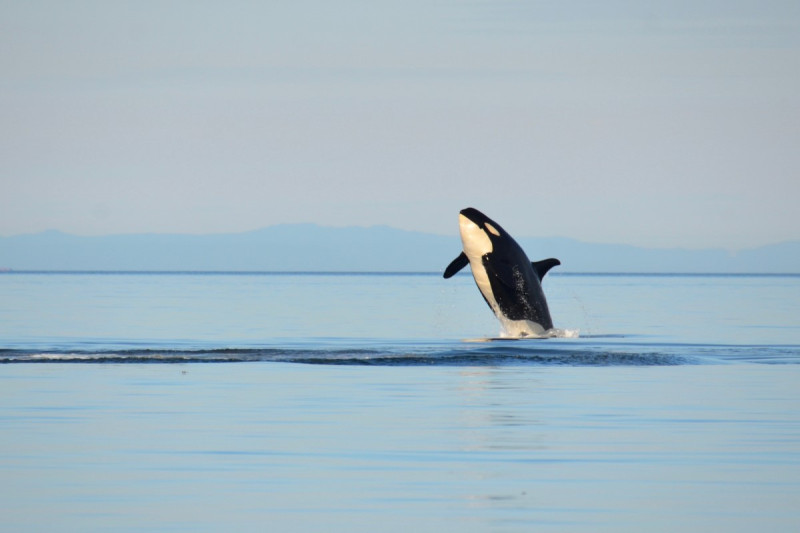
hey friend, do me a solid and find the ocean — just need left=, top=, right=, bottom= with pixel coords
left=1, top=271, right=799, bottom=532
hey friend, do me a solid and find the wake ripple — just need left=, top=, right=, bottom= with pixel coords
left=2, top=342, right=798, bottom=366
left=0, top=345, right=690, bottom=366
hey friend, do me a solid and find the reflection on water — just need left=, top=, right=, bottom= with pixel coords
left=455, top=369, right=548, bottom=453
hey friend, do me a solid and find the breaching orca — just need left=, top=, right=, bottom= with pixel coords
left=443, top=207, right=560, bottom=337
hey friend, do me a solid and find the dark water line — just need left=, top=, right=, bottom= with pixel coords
left=1, top=270, right=799, bottom=277
left=2, top=347, right=793, bottom=366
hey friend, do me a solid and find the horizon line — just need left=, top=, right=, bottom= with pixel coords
left=2, top=270, right=799, bottom=277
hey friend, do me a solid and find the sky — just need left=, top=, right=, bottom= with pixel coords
left=2, top=1, right=799, bottom=249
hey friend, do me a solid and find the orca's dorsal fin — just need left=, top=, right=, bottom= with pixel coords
left=532, top=258, right=561, bottom=279
left=443, top=252, right=469, bottom=279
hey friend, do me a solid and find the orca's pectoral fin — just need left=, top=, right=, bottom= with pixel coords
left=443, top=252, right=469, bottom=279
left=532, top=258, right=561, bottom=279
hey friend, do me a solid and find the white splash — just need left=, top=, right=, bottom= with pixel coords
left=30, top=353, right=93, bottom=360
left=550, top=328, right=581, bottom=339
left=497, top=322, right=581, bottom=339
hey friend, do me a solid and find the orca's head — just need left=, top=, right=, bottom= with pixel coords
left=458, top=207, right=509, bottom=259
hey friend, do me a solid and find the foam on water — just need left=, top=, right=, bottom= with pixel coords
left=495, top=325, right=581, bottom=339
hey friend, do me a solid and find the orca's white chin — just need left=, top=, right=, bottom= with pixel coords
left=458, top=213, right=500, bottom=318
left=458, top=214, right=492, bottom=261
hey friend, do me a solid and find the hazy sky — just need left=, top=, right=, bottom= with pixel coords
left=2, top=1, right=799, bottom=249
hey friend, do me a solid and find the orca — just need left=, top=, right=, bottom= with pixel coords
left=443, top=207, right=560, bottom=337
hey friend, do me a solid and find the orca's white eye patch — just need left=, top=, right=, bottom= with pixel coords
left=484, top=222, right=501, bottom=236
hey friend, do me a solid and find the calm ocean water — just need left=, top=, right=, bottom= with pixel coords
left=2, top=272, right=799, bottom=531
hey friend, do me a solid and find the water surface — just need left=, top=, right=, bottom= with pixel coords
left=1, top=272, right=799, bottom=531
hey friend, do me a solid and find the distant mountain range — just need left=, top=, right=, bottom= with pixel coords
left=1, top=225, right=798, bottom=273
